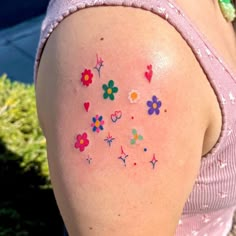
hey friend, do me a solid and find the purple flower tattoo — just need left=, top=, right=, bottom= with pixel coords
left=147, top=95, right=162, bottom=115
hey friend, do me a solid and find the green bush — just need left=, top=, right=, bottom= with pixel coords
left=0, top=74, right=62, bottom=236
left=0, top=74, right=48, bottom=180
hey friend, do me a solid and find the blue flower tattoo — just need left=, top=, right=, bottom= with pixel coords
left=147, top=95, right=162, bottom=115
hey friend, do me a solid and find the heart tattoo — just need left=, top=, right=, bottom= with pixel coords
left=145, top=64, right=153, bottom=83
left=84, top=102, right=90, bottom=112
left=111, top=110, right=122, bottom=123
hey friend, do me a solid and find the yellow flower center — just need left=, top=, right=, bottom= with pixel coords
left=134, top=134, right=139, bottom=140
left=95, top=120, right=100, bottom=127
left=131, top=92, right=138, bottom=100
left=80, top=139, right=84, bottom=144
left=152, top=103, right=157, bottom=109
left=107, top=88, right=112, bottom=94
left=84, top=75, right=89, bottom=81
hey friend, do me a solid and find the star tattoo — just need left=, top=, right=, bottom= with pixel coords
left=150, top=154, right=158, bottom=169
left=104, top=132, right=115, bottom=147
left=94, top=54, right=104, bottom=78
left=118, top=146, right=128, bottom=167
left=86, top=155, right=92, bottom=164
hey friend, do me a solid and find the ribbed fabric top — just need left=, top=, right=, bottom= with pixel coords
left=34, top=0, right=236, bottom=235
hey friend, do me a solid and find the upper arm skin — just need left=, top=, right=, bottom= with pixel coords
left=36, top=7, right=211, bottom=236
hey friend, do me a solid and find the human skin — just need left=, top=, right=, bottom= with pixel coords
left=35, top=1, right=236, bottom=235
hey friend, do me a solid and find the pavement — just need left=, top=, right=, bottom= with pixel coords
left=0, top=15, right=44, bottom=84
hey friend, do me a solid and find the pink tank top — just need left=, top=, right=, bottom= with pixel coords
left=34, top=0, right=236, bottom=235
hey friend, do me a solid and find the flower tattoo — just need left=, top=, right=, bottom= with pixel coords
left=130, top=129, right=143, bottom=145
left=81, top=69, right=93, bottom=86
left=74, top=132, right=89, bottom=152
left=128, top=89, right=140, bottom=103
left=91, top=115, right=105, bottom=133
left=147, top=95, right=162, bottom=115
left=102, top=80, right=118, bottom=100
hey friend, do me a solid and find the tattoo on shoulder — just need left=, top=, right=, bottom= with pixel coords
left=74, top=59, right=166, bottom=169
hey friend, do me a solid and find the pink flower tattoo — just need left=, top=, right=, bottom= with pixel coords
left=81, top=69, right=93, bottom=87
left=74, top=132, right=90, bottom=152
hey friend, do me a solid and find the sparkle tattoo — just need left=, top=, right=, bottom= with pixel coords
left=94, top=54, right=104, bottom=78
left=150, top=154, right=158, bottom=169
left=118, top=146, right=128, bottom=167
left=86, top=155, right=92, bottom=164
left=104, top=132, right=115, bottom=147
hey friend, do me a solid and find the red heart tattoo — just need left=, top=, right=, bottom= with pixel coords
left=145, top=64, right=153, bottom=83
left=84, top=102, right=90, bottom=112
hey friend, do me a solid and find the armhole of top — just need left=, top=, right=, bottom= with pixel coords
left=162, top=2, right=231, bottom=160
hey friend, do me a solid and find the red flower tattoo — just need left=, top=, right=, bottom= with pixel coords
left=81, top=69, right=93, bottom=86
left=75, top=132, right=89, bottom=152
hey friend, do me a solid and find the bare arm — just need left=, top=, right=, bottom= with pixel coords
left=36, top=7, right=211, bottom=236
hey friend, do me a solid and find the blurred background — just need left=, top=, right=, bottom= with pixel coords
left=0, top=1, right=64, bottom=235
left=0, top=1, right=236, bottom=236
left=0, top=0, right=49, bottom=83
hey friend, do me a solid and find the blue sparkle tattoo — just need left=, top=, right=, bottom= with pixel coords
left=104, top=132, right=115, bottom=147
